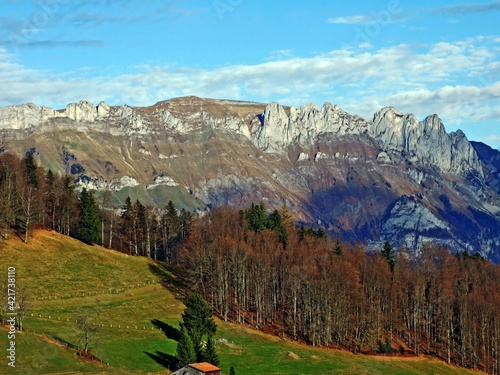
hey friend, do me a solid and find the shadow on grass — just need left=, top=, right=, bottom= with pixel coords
left=151, top=319, right=180, bottom=341
left=148, top=262, right=190, bottom=300
left=144, top=350, right=178, bottom=370
left=48, top=334, right=78, bottom=350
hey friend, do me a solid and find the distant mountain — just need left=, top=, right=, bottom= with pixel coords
left=1, top=96, right=499, bottom=262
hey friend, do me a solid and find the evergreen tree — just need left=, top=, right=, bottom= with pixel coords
left=333, top=238, right=343, bottom=256
left=24, top=152, right=39, bottom=188
left=180, top=293, right=217, bottom=361
left=245, top=202, right=267, bottom=232
left=202, top=335, right=219, bottom=366
left=229, top=366, right=236, bottom=375
left=315, top=227, right=326, bottom=238
left=176, top=327, right=196, bottom=368
left=381, top=241, right=396, bottom=272
left=162, top=200, right=180, bottom=261
left=76, top=188, right=102, bottom=245
left=266, top=209, right=287, bottom=245
left=298, top=225, right=306, bottom=240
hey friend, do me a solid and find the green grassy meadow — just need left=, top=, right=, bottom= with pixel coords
left=0, top=231, right=485, bottom=374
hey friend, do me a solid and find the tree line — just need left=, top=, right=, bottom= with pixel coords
left=0, top=152, right=191, bottom=261
left=179, top=206, right=500, bottom=374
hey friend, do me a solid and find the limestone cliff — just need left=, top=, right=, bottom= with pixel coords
left=370, top=107, right=483, bottom=177
left=0, top=96, right=499, bottom=262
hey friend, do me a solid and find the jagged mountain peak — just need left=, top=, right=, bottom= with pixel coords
left=256, top=100, right=369, bottom=153
left=1, top=96, right=500, bottom=261
left=371, top=106, right=482, bottom=177
left=0, top=98, right=484, bottom=178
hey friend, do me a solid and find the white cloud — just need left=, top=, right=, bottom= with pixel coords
left=0, top=39, right=499, bottom=141
left=433, top=1, right=500, bottom=15
left=360, top=84, right=500, bottom=123
left=328, top=15, right=375, bottom=24
left=487, top=135, right=500, bottom=142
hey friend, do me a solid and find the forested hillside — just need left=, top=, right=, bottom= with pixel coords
left=0, top=151, right=192, bottom=261
left=179, top=207, right=500, bottom=374
left=1, top=151, right=499, bottom=374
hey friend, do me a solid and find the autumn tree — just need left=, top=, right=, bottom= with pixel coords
left=17, top=154, right=44, bottom=242
left=120, top=196, right=137, bottom=253
left=75, top=313, right=98, bottom=356
left=0, top=153, right=19, bottom=239
left=100, top=188, right=117, bottom=249
left=15, top=284, right=32, bottom=331
left=60, top=175, right=79, bottom=235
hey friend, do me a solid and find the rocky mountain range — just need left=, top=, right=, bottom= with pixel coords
left=1, top=96, right=499, bottom=262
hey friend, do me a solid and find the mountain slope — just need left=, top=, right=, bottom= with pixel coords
left=1, top=96, right=500, bottom=261
left=0, top=230, right=487, bottom=375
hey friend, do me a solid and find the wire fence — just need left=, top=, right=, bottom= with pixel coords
left=31, top=279, right=163, bottom=301
left=26, top=312, right=169, bottom=334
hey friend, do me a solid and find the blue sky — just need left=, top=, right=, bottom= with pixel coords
left=0, top=0, right=499, bottom=148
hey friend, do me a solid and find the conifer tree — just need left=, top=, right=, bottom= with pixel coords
left=266, top=209, right=287, bottom=245
left=162, top=200, right=180, bottom=260
left=180, top=293, right=217, bottom=361
left=334, top=238, right=343, bottom=256
left=202, top=335, right=219, bottom=366
left=24, top=152, right=39, bottom=188
left=381, top=241, right=396, bottom=272
left=0, top=154, right=18, bottom=239
left=76, top=188, right=102, bottom=245
left=176, top=327, right=196, bottom=368
left=245, top=202, right=267, bottom=232
left=229, top=366, right=236, bottom=375
left=121, top=196, right=136, bottom=253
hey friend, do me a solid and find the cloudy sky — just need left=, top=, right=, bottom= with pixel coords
left=0, top=0, right=499, bottom=148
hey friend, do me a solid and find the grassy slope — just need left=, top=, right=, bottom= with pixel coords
left=0, top=231, right=484, bottom=375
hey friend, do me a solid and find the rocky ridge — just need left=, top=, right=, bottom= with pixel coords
left=0, top=99, right=486, bottom=179
left=0, top=96, right=499, bottom=262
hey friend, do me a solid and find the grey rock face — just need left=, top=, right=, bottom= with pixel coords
left=0, top=103, right=60, bottom=132
left=65, top=100, right=98, bottom=122
left=370, top=107, right=483, bottom=177
left=75, top=174, right=139, bottom=191
left=253, top=102, right=369, bottom=152
left=380, top=195, right=453, bottom=250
